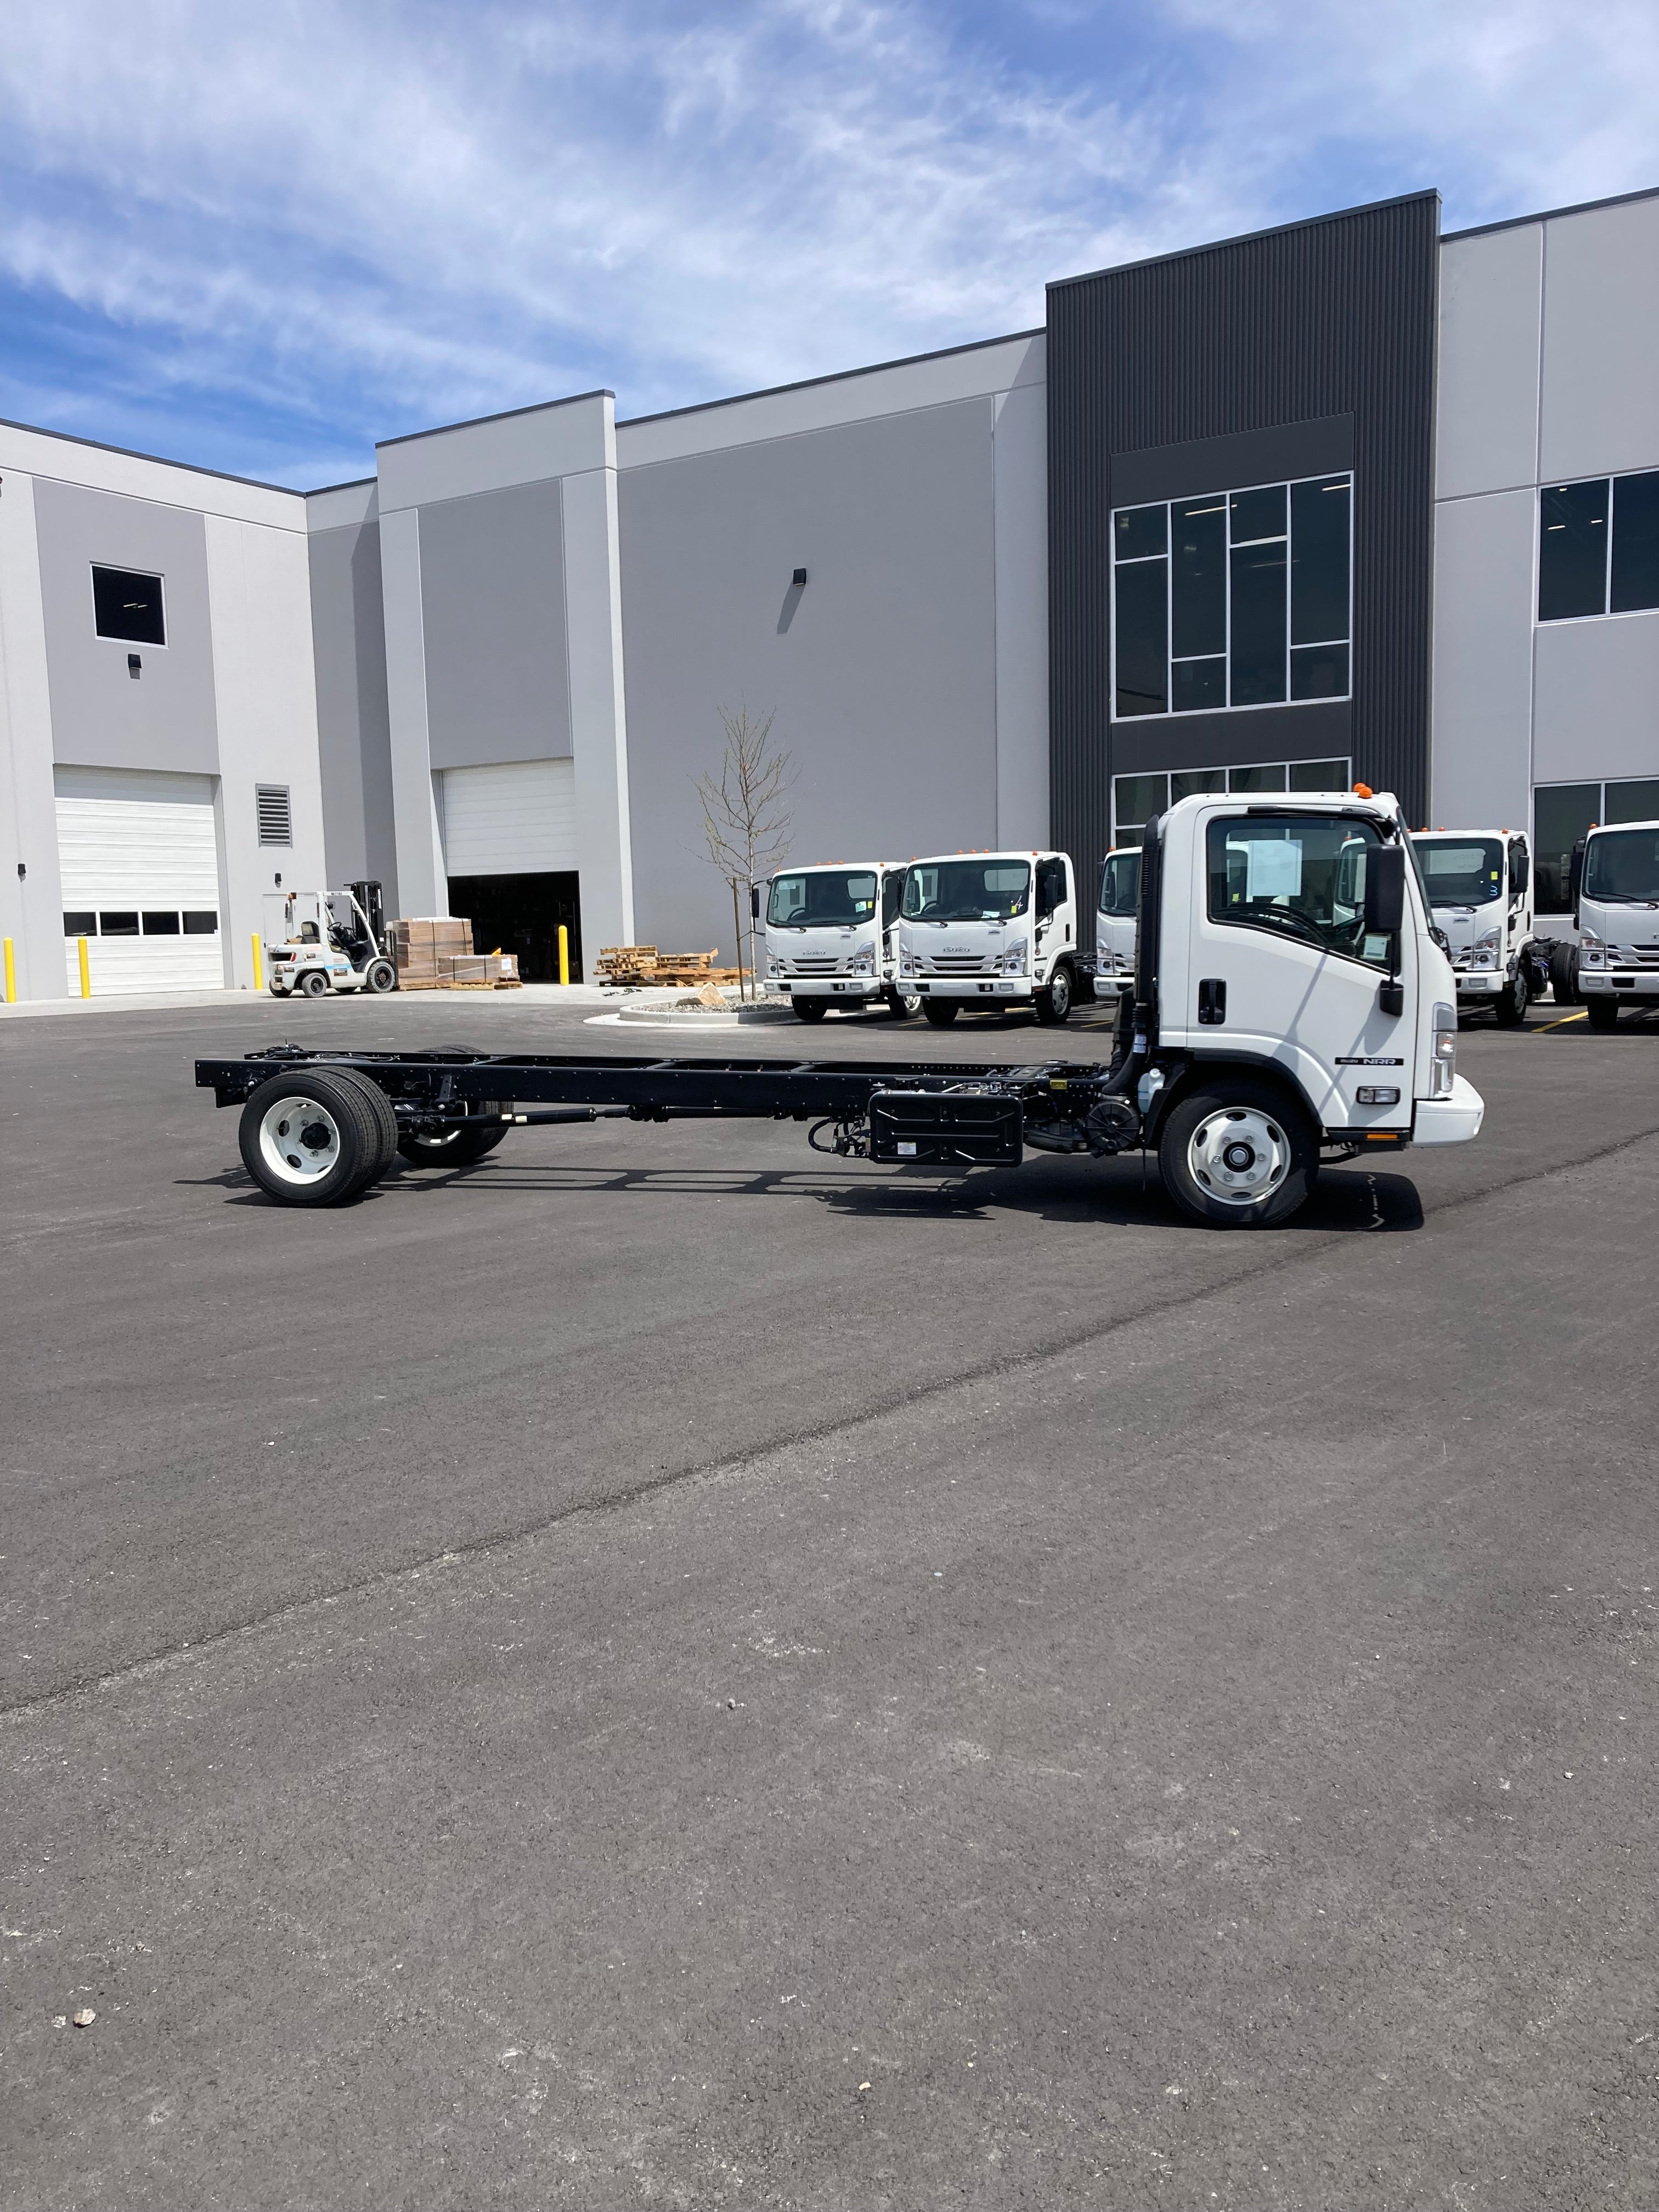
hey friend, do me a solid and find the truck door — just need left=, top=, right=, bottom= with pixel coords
left=1183, top=807, right=1417, bottom=1133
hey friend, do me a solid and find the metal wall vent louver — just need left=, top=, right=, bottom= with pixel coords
left=256, top=785, right=293, bottom=847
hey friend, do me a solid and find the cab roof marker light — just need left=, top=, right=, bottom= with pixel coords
left=1353, top=782, right=1374, bottom=799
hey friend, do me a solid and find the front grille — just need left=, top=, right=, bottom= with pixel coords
left=1610, top=944, right=1659, bottom=968
left=792, top=958, right=838, bottom=975
left=929, top=956, right=991, bottom=975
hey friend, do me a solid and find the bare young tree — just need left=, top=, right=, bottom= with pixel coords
left=692, top=704, right=794, bottom=997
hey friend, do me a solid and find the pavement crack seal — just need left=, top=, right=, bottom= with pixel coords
left=6, top=1116, right=1659, bottom=1725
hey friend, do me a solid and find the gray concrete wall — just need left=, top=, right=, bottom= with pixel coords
left=1429, top=487, right=1536, bottom=832
left=419, top=479, right=571, bottom=770
left=308, top=515, right=397, bottom=901
left=1533, top=611, right=1659, bottom=786
left=1435, top=226, right=1542, bottom=501
left=618, top=397, right=999, bottom=957
left=33, top=478, right=220, bottom=775
left=1539, top=195, right=1659, bottom=483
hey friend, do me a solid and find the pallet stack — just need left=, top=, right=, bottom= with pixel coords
left=392, top=918, right=523, bottom=990
left=595, top=946, right=743, bottom=988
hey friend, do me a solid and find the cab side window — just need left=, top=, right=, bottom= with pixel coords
left=882, top=872, right=905, bottom=928
left=1036, top=859, right=1065, bottom=917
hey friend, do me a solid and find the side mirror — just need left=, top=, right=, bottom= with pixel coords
left=1363, top=844, right=1406, bottom=935
left=1510, top=850, right=1530, bottom=898
left=1568, top=841, right=1585, bottom=910
left=751, top=884, right=763, bottom=921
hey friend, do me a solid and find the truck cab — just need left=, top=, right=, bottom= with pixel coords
left=1409, top=829, right=1537, bottom=1024
left=762, top=862, right=918, bottom=1022
left=1570, top=819, right=1659, bottom=1030
left=898, top=850, right=1079, bottom=1026
left=1092, top=846, right=1141, bottom=1002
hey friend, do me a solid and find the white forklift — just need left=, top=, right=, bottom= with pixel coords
left=760, top=861, right=918, bottom=1022
left=1566, top=819, right=1659, bottom=1030
left=263, top=881, right=398, bottom=998
left=898, top=849, right=1080, bottom=1025
left=1091, top=845, right=1141, bottom=1003
left=1408, top=830, right=1544, bottom=1025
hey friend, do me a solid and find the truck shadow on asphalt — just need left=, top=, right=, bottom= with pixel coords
left=185, top=1157, right=1425, bottom=1232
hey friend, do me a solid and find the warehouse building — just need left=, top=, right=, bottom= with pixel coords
left=1, top=183, right=1654, bottom=997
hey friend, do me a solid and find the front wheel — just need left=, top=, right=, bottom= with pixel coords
left=1494, top=969, right=1528, bottom=1026
left=1034, top=963, right=1074, bottom=1025
left=885, top=989, right=922, bottom=1019
left=365, top=957, right=397, bottom=994
left=1585, top=996, right=1620, bottom=1032
left=922, top=1000, right=959, bottom=1026
left=792, top=997, right=828, bottom=1023
left=1158, top=1082, right=1317, bottom=1230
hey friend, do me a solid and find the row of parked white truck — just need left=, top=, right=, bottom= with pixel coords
left=763, top=812, right=1659, bottom=1034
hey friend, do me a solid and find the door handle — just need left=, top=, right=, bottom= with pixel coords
left=1198, top=977, right=1226, bottom=1025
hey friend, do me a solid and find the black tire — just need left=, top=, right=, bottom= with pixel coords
left=885, top=989, right=922, bottom=1019
left=922, top=1000, right=959, bottom=1026
left=1494, top=969, right=1528, bottom=1027
left=1035, top=962, right=1074, bottom=1025
left=298, top=969, right=330, bottom=999
left=792, top=997, right=829, bottom=1023
left=1158, top=1081, right=1317, bottom=1230
left=365, top=957, right=397, bottom=994
left=328, top=1066, right=399, bottom=1183
left=238, top=1069, right=385, bottom=1207
left=397, top=1104, right=510, bottom=1167
left=1585, top=995, right=1620, bottom=1031
left=1550, top=943, right=1579, bottom=1006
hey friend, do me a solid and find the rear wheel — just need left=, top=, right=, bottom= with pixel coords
left=1158, top=1082, right=1317, bottom=1230
left=397, top=1105, right=510, bottom=1167
left=238, top=1069, right=387, bottom=1207
left=1494, top=968, right=1528, bottom=1026
left=1585, top=995, right=1620, bottom=1031
left=885, top=989, right=922, bottom=1019
left=1550, top=943, right=1579, bottom=1005
left=922, top=1000, right=959, bottom=1026
left=1035, top=962, right=1074, bottom=1025
left=298, top=969, right=330, bottom=998
left=792, top=997, right=828, bottom=1023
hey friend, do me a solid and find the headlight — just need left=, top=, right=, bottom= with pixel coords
left=1579, top=930, right=1604, bottom=968
left=766, top=955, right=785, bottom=975
left=1430, top=1002, right=1457, bottom=1098
left=1000, top=943, right=1027, bottom=976
left=847, top=947, right=875, bottom=977
left=900, top=950, right=916, bottom=975
left=1472, top=928, right=1500, bottom=970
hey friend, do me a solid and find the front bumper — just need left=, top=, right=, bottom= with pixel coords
left=764, top=977, right=884, bottom=998
left=1413, top=1074, right=1485, bottom=1146
left=1578, top=970, right=1659, bottom=997
left=911, top=978, right=1034, bottom=1000
left=1453, top=970, right=1502, bottom=997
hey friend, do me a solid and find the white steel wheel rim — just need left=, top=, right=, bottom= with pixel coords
left=1188, top=1106, right=1289, bottom=1206
left=259, top=1094, right=343, bottom=1186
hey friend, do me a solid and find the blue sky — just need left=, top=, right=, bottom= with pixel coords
left=2, top=0, right=1655, bottom=488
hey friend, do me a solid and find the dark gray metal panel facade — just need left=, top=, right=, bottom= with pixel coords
left=1047, top=193, right=1440, bottom=910
left=308, top=520, right=397, bottom=900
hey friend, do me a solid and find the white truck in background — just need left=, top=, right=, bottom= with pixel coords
left=761, top=861, right=919, bottom=1022
left=898, top=850, right=1080, bottom=1026
left=1568, top=819, right=1659, bottom=1030
left=1408, top=830, right=1543, bottom=1025
left=1091, top=845, right=1141, bottom=1002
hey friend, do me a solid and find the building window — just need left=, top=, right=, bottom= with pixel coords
left=91, top=566, right=166, bottom=646
left=1534, top=777, right=1659, bottom=908
left=1113, top=475, right=1351, bottom=719
left=256, top=785, right=294, bottom=847
left=1111, top=759, right=1351, bottom=845
left=1538, top=469, right=1659, bottom=621
left=63, top=911, right=97, bottom=936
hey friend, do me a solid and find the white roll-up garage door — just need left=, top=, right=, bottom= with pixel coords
left=56, top=765, right=225, bottom=994
left=438, top=759, right=577, bottom=876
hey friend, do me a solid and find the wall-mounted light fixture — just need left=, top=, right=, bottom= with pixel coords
left=791, top=568, right=808, bottom=589
left=274, top=872, right=283, bottom=888
left=16, top=862, right=25, bottom=881
left=127, top=654, right=142, bottom=678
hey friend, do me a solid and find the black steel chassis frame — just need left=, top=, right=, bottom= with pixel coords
left=196, top=1045, right=1132, bottom=1165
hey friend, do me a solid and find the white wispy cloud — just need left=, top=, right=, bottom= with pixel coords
left=0, top=0, right=1653, bottom=481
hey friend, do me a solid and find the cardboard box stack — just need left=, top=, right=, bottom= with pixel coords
left=391, top=919, right=522, bottom=989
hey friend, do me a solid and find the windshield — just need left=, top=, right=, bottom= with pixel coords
left=1413, top=837, right=1504, bottom=907
left=1584, top=827, right=1659, bottom=904
left=1098, top=851, right=1141, bottom=918
left=766, top=870, right=878, bottom=928
left=903, top=860, right=1031, bottom=922
left=1207, top=814, right=1391, bottom=966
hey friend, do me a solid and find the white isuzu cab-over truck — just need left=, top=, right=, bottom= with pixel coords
left=1569, top=819, right=1659, bottom=1030
left=762, top=861, right=919, bottom=1022
left=1409, top=828, right=1542, bottom=1025
left=898, top=850, right=1081, bottom=1025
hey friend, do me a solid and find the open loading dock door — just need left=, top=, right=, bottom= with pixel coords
left=438, top=760, right=582, bottom=981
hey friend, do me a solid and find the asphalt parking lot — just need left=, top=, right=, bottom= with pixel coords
left=4, top=990, right=1657, bottom=2210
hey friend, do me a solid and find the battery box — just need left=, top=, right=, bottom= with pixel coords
left=868, top=1088, right=1024, bottom=1165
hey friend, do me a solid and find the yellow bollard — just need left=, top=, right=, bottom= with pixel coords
left=3, top=936, right=14, bottom=1005
left=557, top=923, right=569, bottom=987
left=77, top=935, right=92, bottom=999
left=251, top=932, right=263, bottom=992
